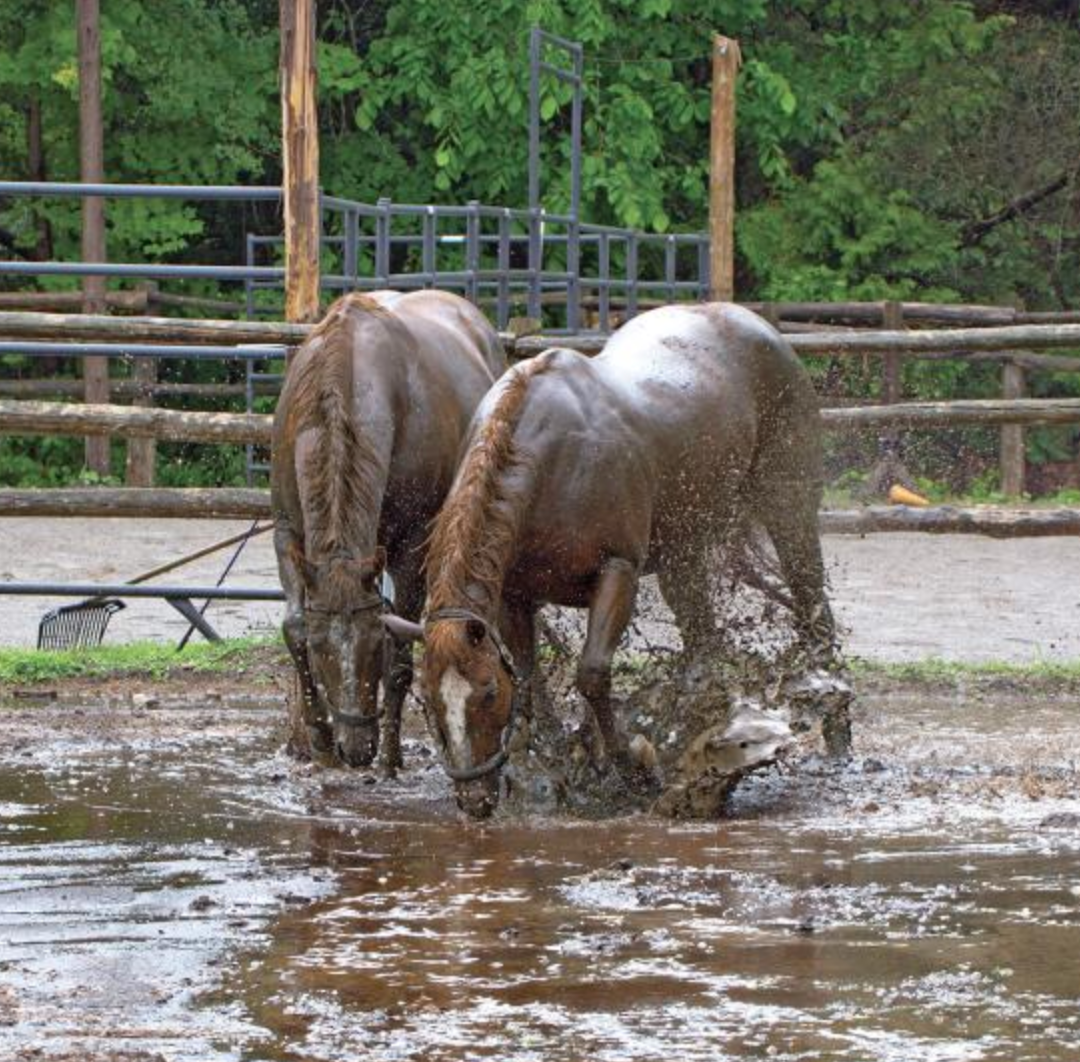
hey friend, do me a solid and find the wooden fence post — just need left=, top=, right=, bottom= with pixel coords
left=1001, top=358, right=1026, bottom=497
left=863, top=299, right=914, bottom=496
left=77, top=0, right=110, bottom=475
left=708, top=34, right=741, bottom=303
left=124, top=357, right=158, bottom=486
left=279, top=0, right=321, bottom=325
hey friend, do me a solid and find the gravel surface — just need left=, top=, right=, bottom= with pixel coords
left=1, top=517, right=1078, bottom=662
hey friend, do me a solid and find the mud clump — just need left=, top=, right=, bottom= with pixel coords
left=504, top=650, right=853, bottom=819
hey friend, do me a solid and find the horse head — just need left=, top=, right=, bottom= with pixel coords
left=387, top=609, right=517, bottom=818
left=301, top=546, right=388, bottom=767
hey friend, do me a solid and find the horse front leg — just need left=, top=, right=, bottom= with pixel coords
left=576, top=557, right=649, bottom=786
left=379, top=563, right=425, bottom=779
left=275, top=522, right=332, bottom=758
left=502, top=598, right=537, bottom=737
left=282, top=605, right=333, bottom=758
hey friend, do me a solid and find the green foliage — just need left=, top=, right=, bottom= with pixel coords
left=0, top=0, right=277, bottom=262
left=3, top=2, right=1080, bottom=491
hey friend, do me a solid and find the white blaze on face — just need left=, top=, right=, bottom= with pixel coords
left=439, top=667, right=473, bottom=766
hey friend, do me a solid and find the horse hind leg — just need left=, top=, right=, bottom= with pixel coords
left=655, top=541, right=720, bottom=660
left=755, top=481, right=852, bottom=758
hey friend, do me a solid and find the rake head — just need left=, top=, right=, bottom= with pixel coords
left=37, top=599, right=126, bottom=651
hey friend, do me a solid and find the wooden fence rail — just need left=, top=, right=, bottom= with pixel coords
left=6, top=311, right=1080, bottom=360
left=0, top=398, right=267, bottom=445
left=5, top=396, right=1080, bottom=448
left=5, top=309, right=1080, bottom=499
left=821, top=398, right=1080, bottom=430
left=0, top=487, right=270, bottom=519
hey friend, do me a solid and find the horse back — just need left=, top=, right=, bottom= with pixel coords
left=504, top=304, right=820, bottom=592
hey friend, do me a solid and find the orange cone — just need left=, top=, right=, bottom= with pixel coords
left=888, top=484, right=931, bottom=507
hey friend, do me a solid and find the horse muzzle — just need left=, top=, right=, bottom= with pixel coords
left=455, top=775, right=500, bottom=819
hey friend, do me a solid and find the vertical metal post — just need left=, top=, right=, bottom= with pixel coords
left=375, top=197, right=391, bottom=286
left=466, top=200, right=480, bottom=305
left=598, top=233, right=611, bottom=333
left=422, top=207, right=436, bottom=288
left=497, top=210, right=511, bottom=329
left=665, top=236, right=677, bottom=304
left=566, top=223, right=580, bottom=332
left=566, top=43, right=583, bottom=332
left=343, top=208, right=358, bottom=289
left=528, top=27, right=541, bottom=214
left=697, top=239, right=710, bottom=302
left=570, top=44, right=583, bottom=225
left=626, top=233, right=639, bottom=319
left=244, top=233, right=257, bottom=320
left=528, top=207, right=542, bottom=321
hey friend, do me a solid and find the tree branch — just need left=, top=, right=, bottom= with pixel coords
left=961, top=169, right=1073, bottom=247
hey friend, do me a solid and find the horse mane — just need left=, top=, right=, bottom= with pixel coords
left=286, top=294, right=387, bottom=573
left=425, top=354, right=555, bottom=631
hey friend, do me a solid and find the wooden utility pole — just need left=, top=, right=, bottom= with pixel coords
left=708, top=34, right=741, bottom=303
left=77, top=0, right=110, bottom=474
left=279, top=0, right=321, bottom=324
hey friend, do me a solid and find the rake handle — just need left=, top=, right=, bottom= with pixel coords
left=123, top=522, right=273, bottom=586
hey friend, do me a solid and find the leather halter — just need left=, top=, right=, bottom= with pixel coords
left=304, top=588, right=391, bottom=730
left=424, top=606, right=522, bottom=783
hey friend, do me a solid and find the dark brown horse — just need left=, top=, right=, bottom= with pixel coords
left=386, top=303, right=848, bottom=816
left=271, top=290, right=505, bottom=773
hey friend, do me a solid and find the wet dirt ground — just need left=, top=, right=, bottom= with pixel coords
left=3, top=518, right=1080, bottom=661
left=1, top=687, right=1078, bottom=1061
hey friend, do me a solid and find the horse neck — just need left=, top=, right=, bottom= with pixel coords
left=298, top=329, right=391, bottom=564
left=427, top=442, right=536, bottom=623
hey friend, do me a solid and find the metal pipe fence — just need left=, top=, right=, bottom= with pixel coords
left=0, top=181, right=709, bottom=335
left=0, top=178, right=708, bottom=484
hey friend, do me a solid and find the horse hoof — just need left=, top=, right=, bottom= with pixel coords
left=306, top=724, right=334, bottom=756
left=614, top=752, right=661, bottom=796
left=378, top=757, right=403, bottom=780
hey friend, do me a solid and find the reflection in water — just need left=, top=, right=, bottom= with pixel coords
left=0, top=695, right=1077, bottom=1061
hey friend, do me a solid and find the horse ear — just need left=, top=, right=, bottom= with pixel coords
left=465, top=619, right=487, bottom=647
left=382, top=613, right=424, bottom=643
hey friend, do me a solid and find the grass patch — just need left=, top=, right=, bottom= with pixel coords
left=0, top=634, right=285, bottom=686
left=850, top=657, right=1080, bottom=686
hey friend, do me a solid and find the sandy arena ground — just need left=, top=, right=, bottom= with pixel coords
left=1, top=517, right=1079, bottom=662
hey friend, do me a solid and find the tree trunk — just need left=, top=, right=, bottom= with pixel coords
left=77, top=0, right=111, bottom=474
left=26, top=96, right=53, bottom=261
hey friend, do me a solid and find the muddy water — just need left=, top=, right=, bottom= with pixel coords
left=1, top=694, right=1078, bottom=1061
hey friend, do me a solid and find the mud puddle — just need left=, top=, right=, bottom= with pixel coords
left=1, top=693, right=1078, bottom=1061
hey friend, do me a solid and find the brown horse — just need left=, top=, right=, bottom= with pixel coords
left=271, top=290, right=505, bottom=773
left=385, top=303, right=848, bottom=816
